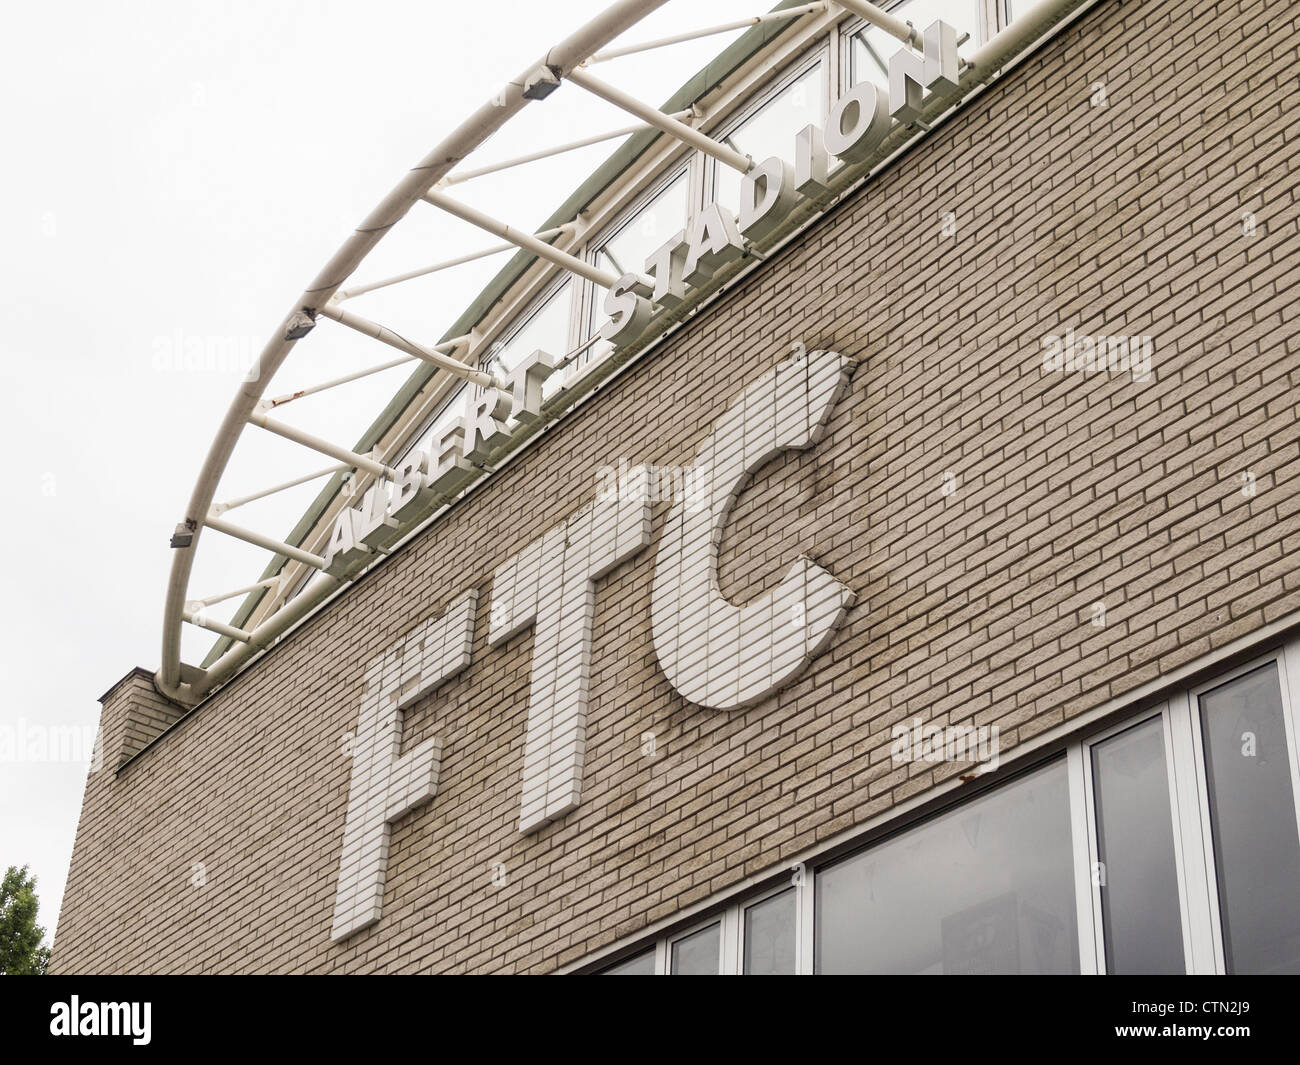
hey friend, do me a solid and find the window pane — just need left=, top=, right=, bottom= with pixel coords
left=1199, top=663, right=1300, bottom=974
left=713, top=61, right=825, bottom=212
left=849, top=0, right=980, bottom=89
left=815, top=760, right=1079, bottom=973
left=594, top=171, right=689, bottom=284
left=670, top=923, right=720, bottom=974
left=1091, top=718, right=1185, bottom=974
left=489, top=282, right=571, bottom=378
left=602, top=948, right=655, bottom=975
left=585, top=171, right=690, bottom=363
left=743, top=889, right=796, bottom=974
left=399, top=387, right=466, bottom=466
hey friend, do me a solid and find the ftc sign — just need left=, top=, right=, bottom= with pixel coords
left=331, top=349, right=855, bottom=941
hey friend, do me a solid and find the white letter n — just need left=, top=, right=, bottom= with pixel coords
left=888, top=20, right=960, bottom=123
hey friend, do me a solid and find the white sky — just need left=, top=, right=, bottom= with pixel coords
left=0, top=0, right=794, bottom=946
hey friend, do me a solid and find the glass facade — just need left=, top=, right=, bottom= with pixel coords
left=386, top=0, right=981, bottom=474
left=1090, top=717, right=1184, bottom=974
left=594, top=651, right=1300, bottom=975
left=816, top=760, right=1077, bottom=974
left=1199, top=664, right=1300, bottom=973
left=848, top=0, right=981, bottom=89
left=712, top=60, right=826, bottom=213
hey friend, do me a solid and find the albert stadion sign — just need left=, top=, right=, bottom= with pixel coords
left=329, top=24, right=959, bottom=941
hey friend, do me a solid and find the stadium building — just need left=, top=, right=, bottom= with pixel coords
left=52, top=0, right=1300, bottom=973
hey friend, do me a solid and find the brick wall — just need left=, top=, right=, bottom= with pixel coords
left=51, top=0, right=1300, bottom=973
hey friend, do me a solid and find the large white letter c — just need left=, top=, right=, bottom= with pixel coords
left=650, top=349, right=856, bottom=710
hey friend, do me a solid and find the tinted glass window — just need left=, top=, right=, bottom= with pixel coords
left=671, top=922, right=721, bottom=974
left=601, top=948, right=655, bottom=975
left=743, top=889, right=796, bottom=974
left=1091, top=718, right=1185, bottom=973
left=713, top=61, right=825, bottom=212
left=1200, top=663, right=1300, bottom=973
left=815, top=760, right=1079, bottom=973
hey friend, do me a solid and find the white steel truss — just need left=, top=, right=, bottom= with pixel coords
left=158, top=0, right=1095, bottom=706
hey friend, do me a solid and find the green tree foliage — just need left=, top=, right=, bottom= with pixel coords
left=0, top=865, right=51, bottom=975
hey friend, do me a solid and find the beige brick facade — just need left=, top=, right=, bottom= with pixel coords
left=51, top=0, right=1300, bottom=973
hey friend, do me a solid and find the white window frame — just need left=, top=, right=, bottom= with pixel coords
left=1074, top=705, right=1200, bottom=974
left=1180, top=648, right=1300, bottom=973
left=590, top=637, right=1300, bottom=975
left=586, top=162, right=693, bottom=281
left=733, top=880, right=801, bottom=975
left=599, top=871, right=809, bottom=975
left=577, top=160, right=694, bottom=363
left=664, top=913, right=725, bottom=975
left=838, top=0, right=992, bottom=95
left=476, top=272, right=579, bottom=384
left=702, top=41, right=833, bottom=209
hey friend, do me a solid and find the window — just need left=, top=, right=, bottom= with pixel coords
left=595, top=883, right=798, bottom=974
left=1197, top=663, right=1300, bottom=973
left=846, top=0, right=981, bottom=90
left=670, top=921, right=721, bottom=975
left=743, top=887, right=796, bottom=975
left=816, top=760, right=1078, bottom=974
left=583, top=168, right=691, bottom=365
left=582, top=644, right=1300, bottom=975
left=592, top=170, right=690, bottom=286
left=1087, top=716, right=1185, bottom=974
left=397, top=384, right=470, bottom=468
left=579, top=162, right=696, bottom=371
left=484, top=280, right=572, bottom=380
left=602, top=948, right=655, bottom=976
left=711, top=58, right=827, bottom=214
left=470, top=279, right=576, bottom=415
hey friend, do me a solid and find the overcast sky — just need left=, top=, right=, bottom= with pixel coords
left=0, top=0, right=790, bottom=944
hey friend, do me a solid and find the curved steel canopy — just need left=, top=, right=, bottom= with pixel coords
left=158, top=0, right=1089, bottom=706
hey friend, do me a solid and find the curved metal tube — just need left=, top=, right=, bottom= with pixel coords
left=158, top=0, right=670, bottom=701
left=160, top=0, right=1092, bottom=706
